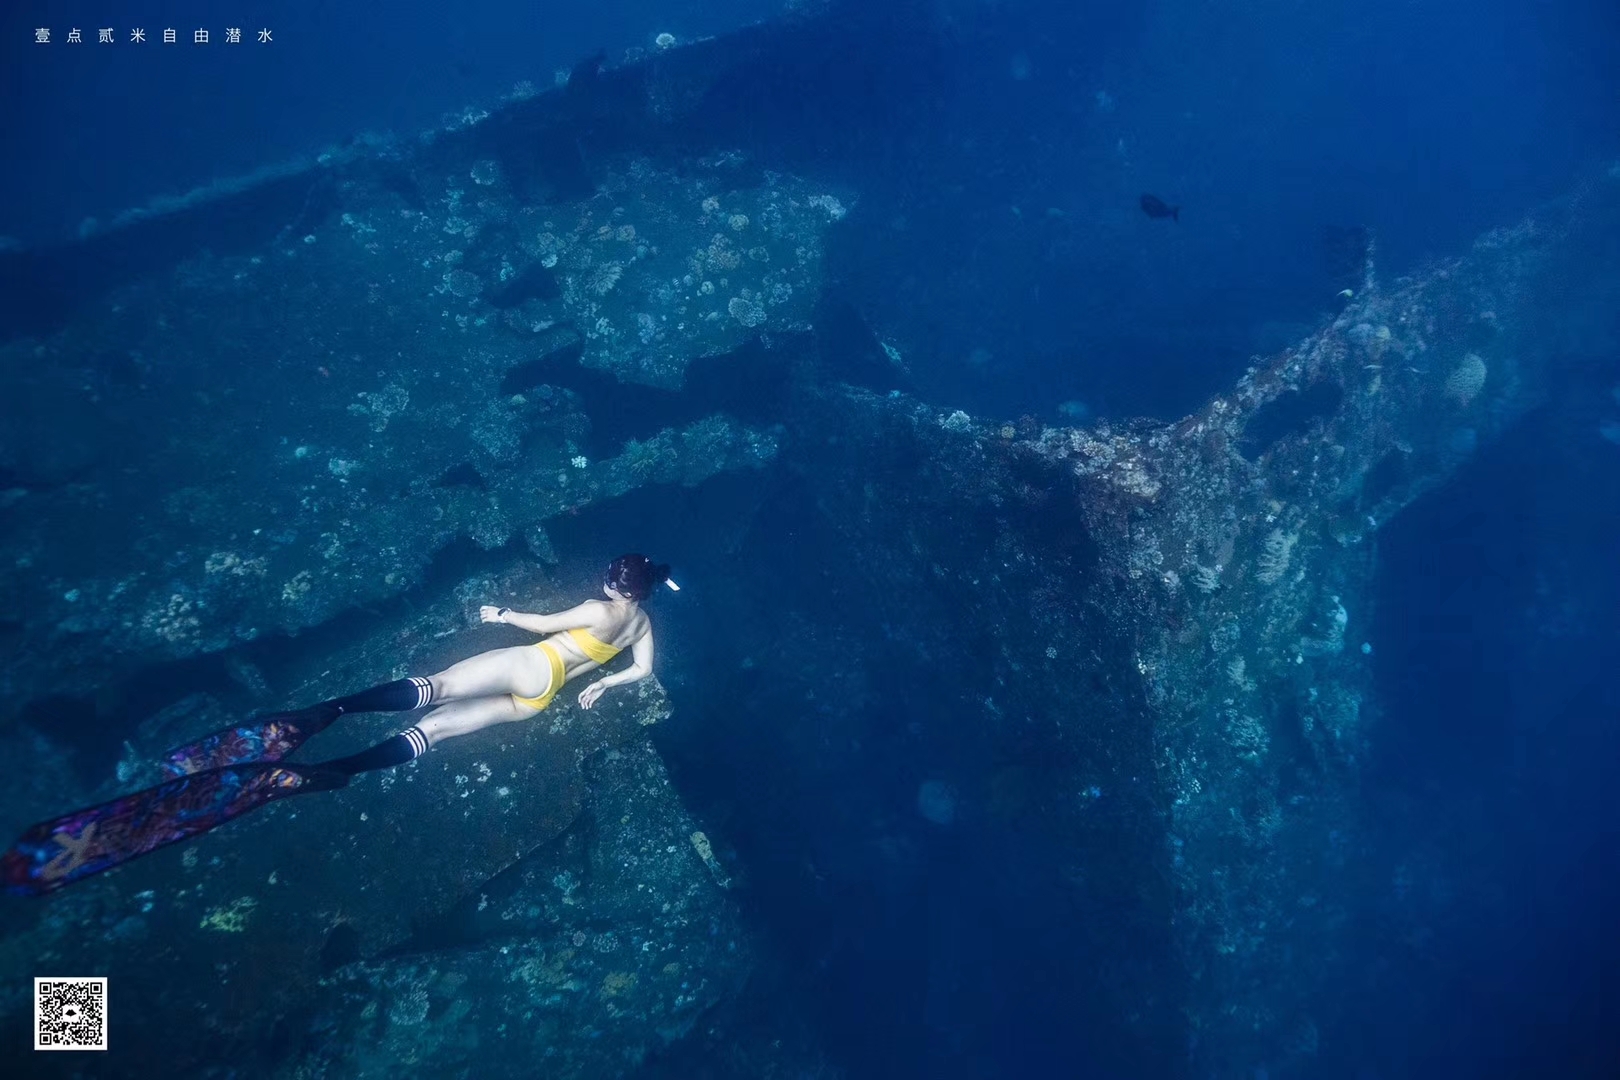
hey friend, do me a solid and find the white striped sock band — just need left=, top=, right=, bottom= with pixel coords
left=408, top=676, right=434, bottom=709
left=401, top=725, right=429, bottom=757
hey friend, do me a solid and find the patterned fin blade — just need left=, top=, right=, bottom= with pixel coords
left=161, top=707, right=339, bottom=777
left=2, top=763, right=348, bottom=897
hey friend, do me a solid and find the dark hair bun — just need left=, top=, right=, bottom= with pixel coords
left=605, top=553, right=672, bottom=600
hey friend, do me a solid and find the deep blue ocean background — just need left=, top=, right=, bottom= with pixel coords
left=4, top=1, right=1619, bottom=1077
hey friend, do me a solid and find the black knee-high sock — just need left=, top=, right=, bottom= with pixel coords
left=325, top=726, right=429, bottom=776
left=323, top=676, right=434, bottom=715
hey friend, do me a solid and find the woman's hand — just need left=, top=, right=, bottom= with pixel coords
left=577, top=682, right=607, bottom=710
left=479, top=605, right=507, bottom=624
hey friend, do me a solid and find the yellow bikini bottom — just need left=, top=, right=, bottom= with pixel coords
left=511, top=641, right=566, bottom=711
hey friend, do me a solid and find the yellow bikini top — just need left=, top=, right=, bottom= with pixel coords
left=567, top=627, right=622, bottom=663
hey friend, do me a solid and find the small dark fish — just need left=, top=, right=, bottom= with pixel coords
left=1140, top=194, right=1180, bottom=222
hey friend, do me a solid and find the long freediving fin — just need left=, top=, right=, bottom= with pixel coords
left=161, top=704, right=341, bottom=777
left=2, top=762, right=349, bottom=897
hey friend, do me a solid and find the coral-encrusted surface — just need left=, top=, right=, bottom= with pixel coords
left=290, top=739, right=746, bottom=1079
left=782, top=177, right=1617, bottom=1074
left=0, top=155, right=814, bottom=722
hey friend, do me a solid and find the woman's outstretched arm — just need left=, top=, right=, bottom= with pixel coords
left=480, top=602, right=599, bottom=635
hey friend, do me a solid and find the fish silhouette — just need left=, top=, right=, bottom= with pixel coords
left=1140, top=194, right=1180, bottom=222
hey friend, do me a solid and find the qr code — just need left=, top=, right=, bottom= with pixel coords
left=35, top=977, right=107, bottom=1051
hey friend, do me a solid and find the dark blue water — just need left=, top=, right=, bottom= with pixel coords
left=3, top=1, right=1618, bottom=1077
